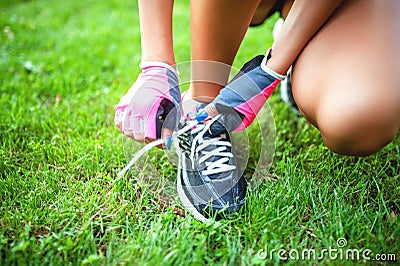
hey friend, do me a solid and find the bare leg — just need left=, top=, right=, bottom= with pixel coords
left=138, top=0, right=175, bottom=66
left=188, top=0, right=262, bottom=102
left=280, top=0, right=294, bottom=19
left=291, top=0, right=400, bottom=156
left=250, top=0, right=278, bottom=26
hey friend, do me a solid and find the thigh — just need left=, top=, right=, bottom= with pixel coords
left=292, top=0, right=400, bottom=130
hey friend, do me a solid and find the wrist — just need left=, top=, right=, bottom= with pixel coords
left=261, top=49, right=287, bottom=80
left=139, top=61, right=178, bottom=76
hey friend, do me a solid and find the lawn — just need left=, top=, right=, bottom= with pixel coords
left=0, top=0, right=399, bottom=265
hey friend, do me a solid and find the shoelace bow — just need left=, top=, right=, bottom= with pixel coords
left=117, top=115, right=236, bottom=177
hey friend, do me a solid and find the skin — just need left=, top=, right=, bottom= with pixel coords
left=117, top=0, right=400, bottom=156
left=266, top=0, right=342, bottom=75
left=125, top=0, right=263, bottom=142
left=138, top=0, right=175, bottom=66
left=250, top=0, right=278, bottom=26
left=291, top=0, right=400, bottom=155
left=188, top=0, right=262, bottom=102
left=125, top=0, right=177, bottom=143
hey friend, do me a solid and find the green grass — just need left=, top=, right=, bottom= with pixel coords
left=1, top=0, right=399, bottom=265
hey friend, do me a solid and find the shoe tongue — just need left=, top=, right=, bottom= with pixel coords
left=207, top=120, right=229, bottom=137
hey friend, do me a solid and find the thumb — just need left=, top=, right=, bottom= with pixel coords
left=161, top=127, right=173, bottom=150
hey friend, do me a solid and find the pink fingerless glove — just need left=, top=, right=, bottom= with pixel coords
left=114, top=62, right=181, bottom=141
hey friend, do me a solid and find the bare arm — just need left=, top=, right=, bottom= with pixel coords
left=267, top=0, right=342, bottom=75
left=138, top=0, right=175, bottom=65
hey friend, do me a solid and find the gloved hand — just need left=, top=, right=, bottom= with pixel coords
left=114, top=62, right=181, bottom=145
left=196, top=49, right=286, bottom=134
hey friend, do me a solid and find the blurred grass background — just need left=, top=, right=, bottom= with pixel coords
left=0, top=0, right=399, bottom=265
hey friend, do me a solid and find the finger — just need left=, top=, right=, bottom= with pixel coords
left=132, top=115, right=145, bottom=142
left=115, top=122, right=122, bottom=132
left=161, top=127, right=174, bottom=149
left=142, top=127, right=172, bottom=150
left=133, top=132, right=145, bottom=142
left=123, top=113, right=145, bottom=142
left=114, top=108, right=125, bottom=132
left=123, top=129, right=145, bottom=142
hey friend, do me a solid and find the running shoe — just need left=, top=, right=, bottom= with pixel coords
left=175, top=116, right=248, bottom=222
left=117, top=114, right=248, bottom=223
left=280, top=67, right=300, bottom=115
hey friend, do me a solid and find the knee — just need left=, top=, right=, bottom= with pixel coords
left=316, top=95, right=399, bottom=156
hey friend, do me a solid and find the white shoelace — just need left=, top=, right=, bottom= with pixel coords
left=117, top=115, right=235, bottom=177
left=189, top=116, right=236, bottom=176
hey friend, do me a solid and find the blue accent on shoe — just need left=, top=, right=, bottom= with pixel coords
left=196, top=109, right=208, bottom=123
left=176, top=119, right=247, bottom=221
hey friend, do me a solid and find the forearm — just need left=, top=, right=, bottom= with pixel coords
left=138, top=0, right=175, bottom=65
left=267, top=0, right=342, bottom=75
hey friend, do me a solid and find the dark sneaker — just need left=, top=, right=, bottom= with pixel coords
left=280, top=67, right=300, bottom=115
left=175, top=116, right=248, bottom=222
